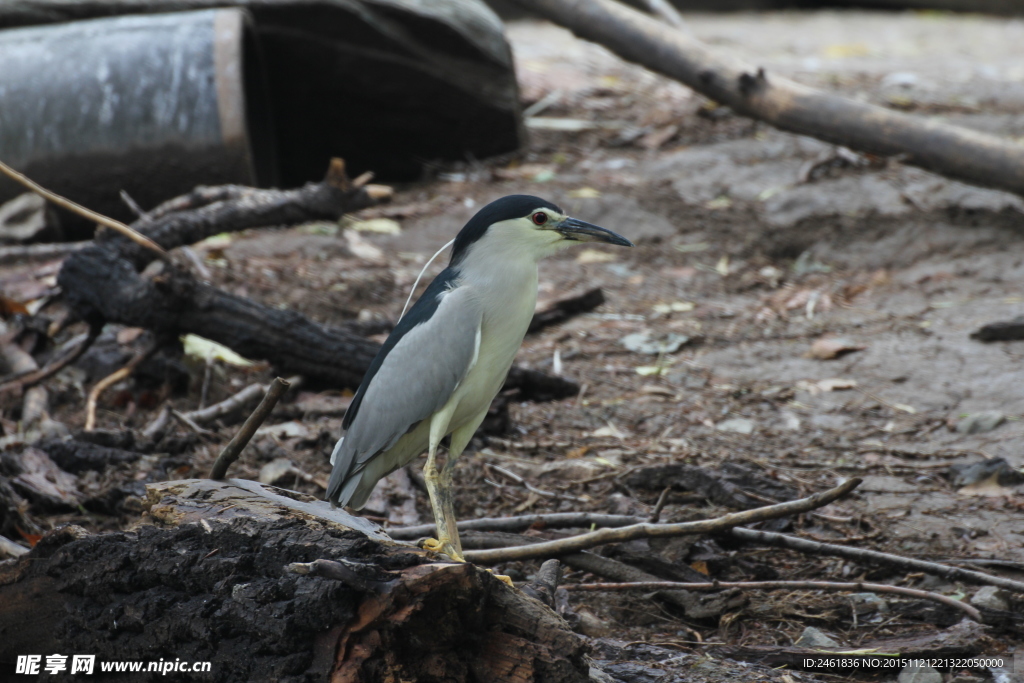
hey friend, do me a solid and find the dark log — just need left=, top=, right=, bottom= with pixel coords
left=528, top=288, right=605, bottom=334
left=57, top=162, right=577, bottom=399
left=36, top=439, right=142, bottom=474
left=0, top=478, right=590, bottom=682
left=971, top=315, right=1024, bottom=341
left=511, top=0, right=1024, bottom=198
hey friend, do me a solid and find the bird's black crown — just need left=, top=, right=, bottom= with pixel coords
left=450, top=194, right=562, bottom=265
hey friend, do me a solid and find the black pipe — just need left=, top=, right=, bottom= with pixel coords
left=0, top=8, right=277, bottom=226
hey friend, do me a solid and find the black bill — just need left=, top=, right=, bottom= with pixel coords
left=557, top=217, right=634, bottom=247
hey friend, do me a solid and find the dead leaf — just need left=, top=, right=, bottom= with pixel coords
left=808, top=336, right=867, bottom=360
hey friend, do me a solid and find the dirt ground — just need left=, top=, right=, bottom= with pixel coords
left=3, top=8, right=1024, bottom=683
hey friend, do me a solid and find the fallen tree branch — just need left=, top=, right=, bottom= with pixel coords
left=388, top=512, right=642, bottom=539
left=565, top=580, right=984, bottom=623
left=511, top=0, right=1024, bottom=197
left=463, top=477, right=861, bottom=563
left=729, top=527, right=1024, bottom=595
left=209, top=377, right=291, bottom=480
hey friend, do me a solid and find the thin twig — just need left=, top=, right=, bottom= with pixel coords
left=648, top=486, right=672, bottom=523
left=183, top=382, right=268, bottom=426
left=171, top=409, right=213, bottom=436
left=730, top=527, right=1024, bottom=595
left=84, top=340, right=158, bottom=431
left=463, top=478, right=861, bottom=563
left=0, top=324, right=100, bottom=396
left=389, top=512, right=643, bottom=540
left=0, top=158, right=166, bottom=257
left=563, top=580, right=984, bottom=623
left=209, top=377, right=291, bottom=480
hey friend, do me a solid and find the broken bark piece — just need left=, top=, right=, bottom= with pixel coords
left=0, top=478, right=590, bottom=682
left=529, top=287, right=605, bottom=334
left=0, top=447, right=81, bottom=510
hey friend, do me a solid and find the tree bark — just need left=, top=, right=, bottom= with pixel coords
left=512, top=0, right=1024, bottom=197
left=0, top=478, right=590, bottom=682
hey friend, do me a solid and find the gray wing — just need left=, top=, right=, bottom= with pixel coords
left=327, top=286, right=482, bottom=505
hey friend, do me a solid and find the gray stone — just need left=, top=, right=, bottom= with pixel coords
left=794, top=626, right=840, bottom=648
left=716, top=418, right=756, bottom=435
left=898, top=664, right=942, bottom=683
left=970, top=585, right=1010, bottom=612
left=956, top=410, right=1006, bottom=434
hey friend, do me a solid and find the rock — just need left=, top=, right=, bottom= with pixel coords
left=949, top=458, right=1024, bottom=488
left=716, top=418, right=756, bottom=435
left=970, top=586, right=1010, bottom=612
left=955, top=410, right=1006, bottom=434
left=850, top=592, right=889, bottom=615
left=794, top=626, right=840, bottom=648
left=898, top=664, right=942, bottom=683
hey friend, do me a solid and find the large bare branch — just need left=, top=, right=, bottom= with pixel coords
left=512, top=0, right=1024, bottom=197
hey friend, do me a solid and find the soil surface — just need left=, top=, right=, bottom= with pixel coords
left=3, top=8, right=1024, bottom=683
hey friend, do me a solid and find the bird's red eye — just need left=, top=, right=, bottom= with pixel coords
left=532, top=212, right=548, bottom=225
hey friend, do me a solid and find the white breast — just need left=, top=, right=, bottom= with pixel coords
left=447, top=250, right=539, bottom=429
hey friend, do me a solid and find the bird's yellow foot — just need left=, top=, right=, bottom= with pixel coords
left=419, top=537, right=465, bottom=562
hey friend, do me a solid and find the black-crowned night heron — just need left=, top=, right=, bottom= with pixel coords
left=327, top=195, right=633, bottom=561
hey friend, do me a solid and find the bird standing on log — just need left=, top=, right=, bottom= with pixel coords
left=327, top=195, right=633, bottom=561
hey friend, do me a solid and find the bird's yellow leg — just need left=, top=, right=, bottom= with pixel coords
left=421, top=401, right=463, bottom=561
left=446, top=410, right=515, bottom=588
